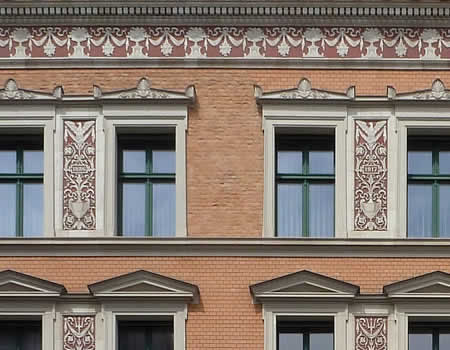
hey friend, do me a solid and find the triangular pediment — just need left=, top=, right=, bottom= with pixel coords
left=0, top=270, right=66, bottom=297
left=255, top=78, right=355, bottom=103
left=384, top=271, right=450, bottom=298
left=0, top=79, right=61, bottom=101
left=250, top=270, right=359, bottom=303
left=88, top=270, right=199, bottom=303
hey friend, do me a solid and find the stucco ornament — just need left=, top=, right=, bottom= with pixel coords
left=63, top=316, right=95, bottom=350
left=354, top=120, right=388, bottom=231
left=414, top=79, right=450, bottom=100
left=63, top=120, right=96, bottom=230
left=356, top=317, right=387, bottom=350
left=1, top=26, right=450, bottom=61
left=0, top=79, right=32, bottom=99
left=118, top=78, right=169, bottom=99
left=281, top=78, right=331, bottom=99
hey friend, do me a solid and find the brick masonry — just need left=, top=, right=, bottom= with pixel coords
left=0, top=69, right=446, bottom=237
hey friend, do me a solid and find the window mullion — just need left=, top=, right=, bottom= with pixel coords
left=16, top=147, right=23, bottom=237
left=433, top=328, right=439, bottom=350
left=304, top=331, right=310, bottom=350
left=303, top=151, right=309, bottom=237
left=432, top=148, right=439, bottom=237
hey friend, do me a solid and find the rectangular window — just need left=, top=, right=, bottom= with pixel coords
left=118, top=134, right=176, bottom=237
left=276, top=135, right=335, bottom=237
left=118, top=320, right=173, bottom=350
left=408, top=137, right=450, bottom=237
left=0, top=136, right=43, bottom=237
left=0, top=320, right=41, bottom=350
left=277, top=318, right=334, bottom=350
left=409, top=322, right=450, bottom=350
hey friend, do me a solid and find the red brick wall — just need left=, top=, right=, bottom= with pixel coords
left=0, top=256, right=449, bottom=349
left=0, top=69, right=446, bottom=238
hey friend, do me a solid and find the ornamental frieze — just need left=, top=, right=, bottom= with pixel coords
left=355, top=317, right=387, bottom=350
left=63, top=316, right=95, bottom=350
left=354, top=120, right=388, bottom=231
left=63, top=120, right=96, bottom=230
left=1, top=27, right=450, bottom=60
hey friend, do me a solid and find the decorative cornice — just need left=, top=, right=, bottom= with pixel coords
left=389, top=79, right=450, bottom=101
left=0, top=77, right=195, bottom=104
left=256, top=78, right=354, bottom=103
left=2, top=26, right=450, bottom=68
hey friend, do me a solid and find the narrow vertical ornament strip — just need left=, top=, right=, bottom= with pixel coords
left=354, top=120, right=388, bottom=231
left=63, top=120, right=96, bottom=230
left=63, top=316, right=95, bottom=350
left=355, top=317, right=387, bottom=350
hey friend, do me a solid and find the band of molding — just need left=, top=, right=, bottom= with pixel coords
left=354, top=120, right=388, bottom=231
left=355, top=317, right=387, bottom=350
left=63, top=120, right=96, bottom=231
left=1, top=26, right=450, bottom=61
left=63, top=316, right=95, bottom=350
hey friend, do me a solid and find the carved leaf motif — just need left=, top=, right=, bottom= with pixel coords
left=355, top=317, right=387, bottom=350
left=63, top=316, right=95, bottom=350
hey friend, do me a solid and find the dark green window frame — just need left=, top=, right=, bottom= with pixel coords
left=275, top=135, right=335, bottom=237
left=118, top=134, right=175, bottom=236
left=277, top=320, right=334, bottom=350
left=408, top=137, right=450, bottom=237
left=0, top=136, right=43, bottom=237
left=118, top=320, right=174, bottom=350
left=0, top=320, right=42, bottom=350
left=409, top=322, right=450, bottom=350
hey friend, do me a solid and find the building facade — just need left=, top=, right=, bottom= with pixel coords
left=1, top=1, right=450, bottom=349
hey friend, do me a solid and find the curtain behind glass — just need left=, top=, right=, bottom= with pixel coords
left=440, top=184, right=450, bottom=237
left=278, top=332, right=303, bottom=350
left=309, top=184, right=334, bottom=237
left=408, top=184, right=432, bottom=237
left=23, top=183, right=43, bottom=237
left=277, top=183, right=302, bottom=237
left=0, top=184, right=16, bottom=236
left=153, top=183, right=175, bottom=236
left=122, top=183, right=146, bottom=236
left=409, top=333, right=432, bottom=350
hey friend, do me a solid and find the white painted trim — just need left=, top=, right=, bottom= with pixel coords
left=262, top=104, right=347, bottom=238
left=396, top=106, right=450, bottom=238
left=102, top=301, right=187, bottom=350
left=0, top=105, right=55, bottom=237
left=263, top=301, right=348, bottom=350
left=104, top=105, right=188, bottom=237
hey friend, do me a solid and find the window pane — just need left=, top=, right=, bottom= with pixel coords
left=152, top=183, right=175, bottom=236
left=409, top=333, right=432, bottom=350
left=440, top=184, right=450, bottom=237
left=278, top=332, right=303, bottom=350
left=123, top=150, right=146, bottom=173
left=118, top=325, right=146, bottom=350
left=0, top=328, right=16, bottom=350
left=440, top=332, right=450, bottom=349
left=277, top=183, right=302, bottom=237
left=0, top=184, right=16, bottom=236
left=408, top=184, right=432, bottom=237
left=440, top=151, right=450, bottom=174
left=277, top=151, right=302, bottom=174
left=122, top=183, right=146, bottom=236
left=23, top=183, right=43, bottom=237
left=309, top=151, right=334, bottom=174
left=0, top=151, right=16, bottom=173
left=408, top=151, right=432, bottom=174
left=310, top=333, right=333, bottom=350
left=153, top=150, right=176, bottom=173
left=119, top=322, right=173, bottom=350
left=23, top=150, right=44, bottom=174
left=309, top=184, right=334, bottom=237
left=22, top=325, right=42, bottom=350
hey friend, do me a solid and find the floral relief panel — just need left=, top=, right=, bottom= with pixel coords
left=1, top=26, right=450, bottom=60
left=63, top=120, right=96, bottom=230
left=354, top=120, right=388, bottom=231
left=355, top=317, right=387, bottom=350
left=63, top=316, right=95, bottom=350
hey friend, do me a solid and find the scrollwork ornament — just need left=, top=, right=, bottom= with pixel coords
left=356, top=317, right=387, bottom=350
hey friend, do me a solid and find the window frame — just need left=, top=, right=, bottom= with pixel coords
left=407, top=137, right=450, bottom=238
left=0, top=136, right=44, bottom=237
left=275, top=135, right=335, bottom=237
left=0, top=319, right=42, bottom=350
left=117, top=134, right=176, bottom=236
left=408, top=321, right=450, bottom=350
left=0, top=106, right=54, bottom=237
left=276, top=318, right=334, bottom=350
left=262, top=105, right=347, bottom=238
left=117, top=318, right=174, bottom=350
left=104, top=104, right=188, bottom=237
left=397, top=106, right=450, bottom=238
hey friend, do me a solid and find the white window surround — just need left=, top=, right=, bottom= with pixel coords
left=256, top=79, right=352, bottom=238
left=103, top=106, right=188, bottom=237
left=0, top=115, right=55, bottom=237
left=396, top=107, right=450, bottom=238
